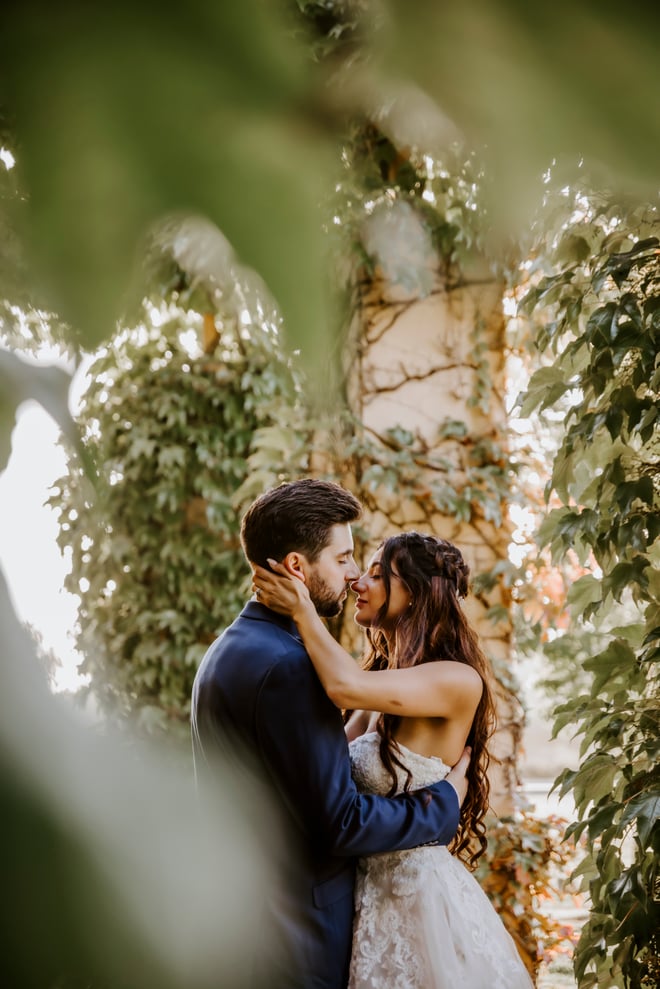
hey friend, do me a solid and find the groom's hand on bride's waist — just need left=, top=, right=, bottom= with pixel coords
left=444, top=746, right=471, bottom=808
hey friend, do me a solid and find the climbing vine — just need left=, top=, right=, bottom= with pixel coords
left=517, top=183, right=660, bottom=988
left=49, top=302, right=309, bottom=736
left=475, top=811, right=579, bottom=982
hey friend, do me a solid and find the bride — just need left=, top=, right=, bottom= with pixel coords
left=253, top=530, right=533, bottom=989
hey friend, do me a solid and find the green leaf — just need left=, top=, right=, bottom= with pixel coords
left=567, top=574, right=602, bottom=617
left=638, top=404, right=658, bottom=443
left=437, top=419, right=468, bottom=440
left=550, top=705, right=581, bottom=740
left=603, top=557, right=650, bottom=602
left=551, top=450, right=575, bottom=503
left=571, top=754, right=619, bottom=810
left=2, top=0, right=335, bottom=378
left=537, top=506, right=572, bottom=549
left=608, top=623, right=646, bottom=646
left=582, top=639, right=637, bottom=694
left=615, top=477, right=655, bottom=515
left=587, top=803, right=620, bottom=843
left=556, top=232, right=591, bottom=265
left=620, top=789, right=660, bottom=847
left=586, top=302, right=618, bottom=347
left=517, top=365, right=570, bottom=417
left=607, top=866, right=643, bottom=906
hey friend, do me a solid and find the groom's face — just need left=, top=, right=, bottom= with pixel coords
left=305, top=523, right=360, bottom=618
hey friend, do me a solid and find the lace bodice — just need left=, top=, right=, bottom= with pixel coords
left=349, top=732, right=451, bottom=900
left=350, top=731, right=451, bottom=795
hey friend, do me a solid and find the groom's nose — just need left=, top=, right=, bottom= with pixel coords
left=345, top=558, right=360, bottom=582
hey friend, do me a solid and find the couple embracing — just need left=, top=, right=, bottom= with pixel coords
left=191, top=479, right=532, bottom=989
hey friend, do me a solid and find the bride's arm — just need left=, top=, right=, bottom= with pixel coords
left=252, top=562, right=483, bottom=720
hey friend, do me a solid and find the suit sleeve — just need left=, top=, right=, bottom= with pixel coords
left=254, top=650, right=459, bottom=858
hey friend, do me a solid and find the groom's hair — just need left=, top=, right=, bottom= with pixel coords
left=240, top=478, right=362, bottom=567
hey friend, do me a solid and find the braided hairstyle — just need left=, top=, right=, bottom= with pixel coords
left=362, top=531, right=496, bottom=868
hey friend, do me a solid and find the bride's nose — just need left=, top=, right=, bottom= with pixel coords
left=351, top=573, right=366, bottom=592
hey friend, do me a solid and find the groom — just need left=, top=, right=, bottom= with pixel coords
left=191, top=479, right=468, bottom=989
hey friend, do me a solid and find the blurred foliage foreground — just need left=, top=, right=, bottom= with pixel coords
left=1, top=562, right=277, bottom=989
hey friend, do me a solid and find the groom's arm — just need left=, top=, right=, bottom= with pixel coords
left=256, top=651, right=462, bottom=857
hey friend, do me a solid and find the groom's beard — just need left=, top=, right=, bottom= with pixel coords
left=307, top=573, right=347, bottom=619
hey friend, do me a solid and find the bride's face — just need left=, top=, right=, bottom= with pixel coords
left=351, top=549, right=411, bottom=629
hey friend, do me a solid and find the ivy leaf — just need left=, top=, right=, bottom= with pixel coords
left=607, top=622, right=646, bottom=646
left=602, top=557, right=650, bottom=602
left=594, top=238, right=660, bottom=290
left=615, top=477, right=655, bottom=515
left=607, top=866, right=644, bottom=906
left=614, top=292, right=643, bottom=335
left=604, top=405, right=624, bottom=440
left=437, top=419, right=468, bottom=440
left=520, top=197, right=658, bottom=984
left=551, top=449, right=575, bottom=504
left=550, top=706, right=581, bottom=740
left=517, top=365, right=570, bottom=417
left=571, top=856, right=599, bottom=890
left=582, top=639, right=637, bottom=694
left=126, top=435, right=158, bottom=463
left=585, top=302, right=618, bottom=347
left=638, top=405, right=658, bottom=444
left=620, top=789, right=660, bottom=847
left=587, top=802, right=620, bottom=843
left=567, top=574, right=602, bottom=619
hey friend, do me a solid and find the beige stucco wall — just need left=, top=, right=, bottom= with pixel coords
left=345, top=268, right=523, bottom=815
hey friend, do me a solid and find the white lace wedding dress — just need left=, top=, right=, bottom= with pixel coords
left=348, top=732, right=534, bottom=989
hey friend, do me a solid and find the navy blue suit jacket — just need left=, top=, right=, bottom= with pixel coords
left=191, top=601, right=460, bottom=989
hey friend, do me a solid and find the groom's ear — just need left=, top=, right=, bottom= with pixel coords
left=282, top=552, right=308, bottom=583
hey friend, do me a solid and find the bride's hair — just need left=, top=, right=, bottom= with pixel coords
left=362, top=531, right=496, bottom=869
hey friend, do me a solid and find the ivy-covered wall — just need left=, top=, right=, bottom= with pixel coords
left=50, top=307, right=308, bottom=737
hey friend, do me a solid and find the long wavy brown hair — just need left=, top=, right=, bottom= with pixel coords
left=362, top=531, right=497, bottom=869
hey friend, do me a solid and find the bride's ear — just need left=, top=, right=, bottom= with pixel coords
left=282, top=552, right=307, bottom=582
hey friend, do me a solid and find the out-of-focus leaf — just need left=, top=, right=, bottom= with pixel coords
left=373, top=0, right=660, bottom=230
left=0, top=0, right=336, bottom=377
left=0, top=566, right=272, bottom=988
left=4, top=0, right=658, bottom=380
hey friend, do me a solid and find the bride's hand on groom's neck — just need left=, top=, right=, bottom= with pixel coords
left=251, top=560, right=311, bottom=618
